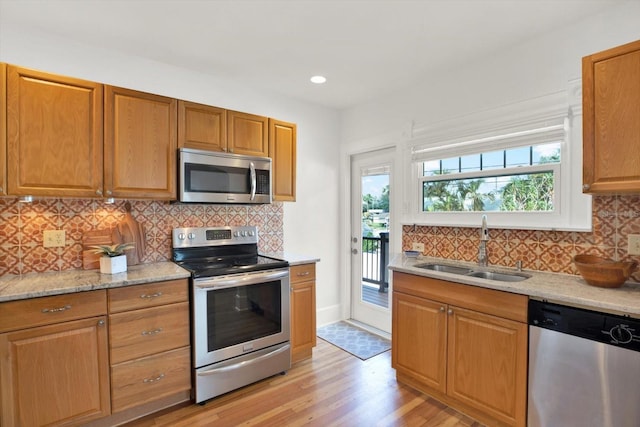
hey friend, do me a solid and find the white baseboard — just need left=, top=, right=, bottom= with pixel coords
left=316, top=304, right=342, bottom=328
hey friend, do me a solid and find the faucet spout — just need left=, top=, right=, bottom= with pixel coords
left=478, top=215, right=489, bottom=266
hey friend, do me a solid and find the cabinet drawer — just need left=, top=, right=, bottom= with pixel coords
left=108, top=279, right=188, bottom=313
left=109, top=302, right=190, bottom=364
left=0, top=290, right=107, bottom=333
left=290, top=263, right=315, bottom=284
left=111, top=346, right=191, bottom=413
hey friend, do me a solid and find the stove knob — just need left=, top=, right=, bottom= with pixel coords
left=187, top=233, right=196, bottom=240
left=234, top=231, right=240, bottom=237
left=178, top=233, right=186, bottom=241
left=248, top=230, right=255, bottom=237
left=241, top=231, right=247, bottom=237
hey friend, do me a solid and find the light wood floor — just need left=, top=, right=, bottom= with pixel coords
left=126, top=339, right=483, bottom=427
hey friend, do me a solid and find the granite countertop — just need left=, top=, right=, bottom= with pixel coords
left=262, top=252, right=320, bottom=266
left=389, top=254, right=640, bottom=318
left=0, top=262, right=191, bottom=303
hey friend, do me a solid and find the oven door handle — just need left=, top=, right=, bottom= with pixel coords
left=194, top=270, right=289, bottom=289
left=197, top=344, right=290, bottom=376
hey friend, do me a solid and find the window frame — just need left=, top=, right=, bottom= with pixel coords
left=401, top=86, right=592, bottom=231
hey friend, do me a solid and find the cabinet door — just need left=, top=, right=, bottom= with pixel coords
left=290, top=270, right=316, bottom=362
left=227, top=110, right=269, bottom=156
left=392, top=292, right=447, bottom=393
left=447, top=306, right=527, bottom=427
left=583, top=39, right=640, bottom=193
left=104, top=86, right=177, bottom=199
left=0, top=316, right=110, bottom=427
left=0, top=63, right=6, bottom=196
left=269, top=119, right=296, bottom=201
left=7, top=65, right=103, bottom=197
left=178, top=100, right=227, bottom=152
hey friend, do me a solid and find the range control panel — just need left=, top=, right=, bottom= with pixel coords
left=172, top=226, right=258, bottom=248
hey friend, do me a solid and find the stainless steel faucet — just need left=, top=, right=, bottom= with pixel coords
left=478, top=215, right=489, bottom=266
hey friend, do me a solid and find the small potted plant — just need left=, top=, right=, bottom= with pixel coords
left=91, top=243, right=135, bottom=274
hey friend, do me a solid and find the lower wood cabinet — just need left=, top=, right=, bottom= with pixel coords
left=107, top=279, right=191, bottom=414
left=290, top=263, right=317, bottom=362
left=0, top=291, right=110, bottom=427
left=392, top=272, right=528, bottom=427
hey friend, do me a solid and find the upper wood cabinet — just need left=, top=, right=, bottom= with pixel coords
left=0, top=63, right=6, bottom=196
left=177, top=100, right=227, bottom=152
left=104, top=86, right=177, bottom=199
left=6, top=65, right=103, bottom=198
left=270, top=119, right=297, bottom=201
left=583, top=39, right=640, bottom=193
left=227, top=110, right=269, bottom=156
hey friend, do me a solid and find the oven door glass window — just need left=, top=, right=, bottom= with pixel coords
left=206, top=280, right=282, bottom=352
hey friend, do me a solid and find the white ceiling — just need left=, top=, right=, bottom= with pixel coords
left=0, top=0, right=622, bottom=109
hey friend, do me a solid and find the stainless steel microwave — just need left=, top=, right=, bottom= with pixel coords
left=178, top=148, right=272, bottom=204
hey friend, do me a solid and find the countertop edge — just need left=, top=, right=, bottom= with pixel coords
left=262, top=252, right=320, bottom=266
left=390, top=254, right=640, bottom=317
left=0, top=262, right=191, bottom=303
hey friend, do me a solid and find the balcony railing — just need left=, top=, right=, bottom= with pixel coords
left=362, top=232, right=389, bottom=292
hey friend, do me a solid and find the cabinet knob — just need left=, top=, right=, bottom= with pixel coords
left=582, top=184, right=590, bottom=191
left=440, top=306, right=445, bottom=312
left=447, top=309, right=453, bottom=315
left=106, top=190, right=112, bottom=196
left=97, top=319, right=105, bottom=327
left=96, top=189, right=103, bottom=196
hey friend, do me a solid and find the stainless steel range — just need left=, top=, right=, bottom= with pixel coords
left=172, top=226, right=290, bottom=404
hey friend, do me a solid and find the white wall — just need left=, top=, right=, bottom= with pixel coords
left=0, top=22, right=343, bottom=326
left=340, top=1, right=640, bottom=236
left=342, top=2, right=640, bottom=146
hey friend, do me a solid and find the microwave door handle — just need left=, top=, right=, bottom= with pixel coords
left=249, top=162, right=256, bottom=201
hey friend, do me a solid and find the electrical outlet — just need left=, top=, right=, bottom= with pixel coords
left=628, top=234, right=640, bottom=256
left=43, top=230, right=65, bottom=248
left=412, top=242, right=424, bottom=252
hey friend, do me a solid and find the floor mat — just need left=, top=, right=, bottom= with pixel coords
left=316, top=321, right=391, bottom=360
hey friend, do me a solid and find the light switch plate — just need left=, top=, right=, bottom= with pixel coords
left=628, top=234, right=640, bottom=256
left=43, top=230, right=65, bottom=248
left=412, top=242, right=424, bottom=252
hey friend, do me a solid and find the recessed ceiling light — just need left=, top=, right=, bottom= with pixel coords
left=310, top=75, right=327, bottom=84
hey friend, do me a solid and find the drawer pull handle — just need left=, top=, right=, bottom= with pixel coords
left=296, top=271, right=310, bottom=276
left=42, top=305, right=71, bottom=313
left=143, top=373, right=165, bottom=384
left=140, top=292, right=163, bottom=299
left=141, top=328, right=163, bottom=336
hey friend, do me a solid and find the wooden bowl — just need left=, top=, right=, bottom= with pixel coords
left=573, top=254, right=638, bottom=288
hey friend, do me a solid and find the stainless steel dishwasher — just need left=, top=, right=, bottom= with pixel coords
left=528, top=299, right=640, bottom=427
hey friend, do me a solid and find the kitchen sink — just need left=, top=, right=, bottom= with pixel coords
left=415, top=263, right=473, bottom=275
left=414, top=262, right=530, bottom=282
left=466, top=270, right=530, bottom=282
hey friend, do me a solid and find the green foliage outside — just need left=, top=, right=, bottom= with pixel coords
left=423, top=151, right=559, bottom=213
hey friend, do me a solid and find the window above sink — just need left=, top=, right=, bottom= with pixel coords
left=402, top=86, right=592, bottom=232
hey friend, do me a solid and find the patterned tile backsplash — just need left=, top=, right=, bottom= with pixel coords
left=0, top=198, right=284, bottom=276
left=402, top=195, right=640, bottom=283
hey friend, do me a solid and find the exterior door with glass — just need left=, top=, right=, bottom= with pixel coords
left=350, top=150, right=392, bottom=333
